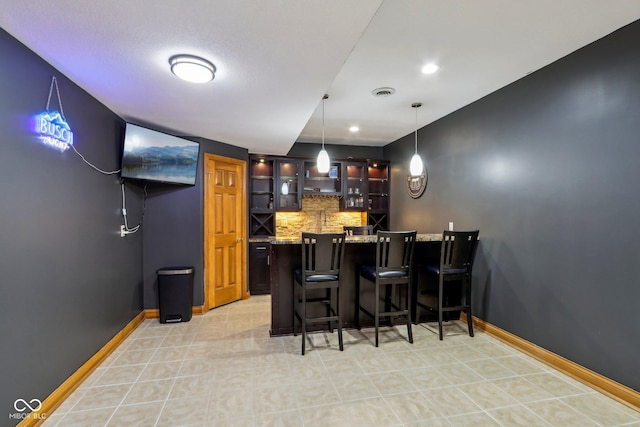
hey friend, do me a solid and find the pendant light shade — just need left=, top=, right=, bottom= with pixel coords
left=317, top=148, right=330, bottom=173
left=317, top=94, right=330, bottom=173
left=410, top=102, right=424, bottom=176
left=410, top=153, right=423, bottom=176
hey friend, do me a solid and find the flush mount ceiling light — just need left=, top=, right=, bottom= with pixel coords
left=169, top=55, right=216, bottom=83
left=421, top=63, right=440, bottom=74
left=349, top=126, right=359, bottom=132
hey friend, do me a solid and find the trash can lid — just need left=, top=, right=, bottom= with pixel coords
left=157, top=267, right=194, bottom=275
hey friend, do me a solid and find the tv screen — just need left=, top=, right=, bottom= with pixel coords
left=121, top=123, right=200, bottom=185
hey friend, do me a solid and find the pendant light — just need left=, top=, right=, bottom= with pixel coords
left=317, top=94, right=330, bottom=173
left=410, top=102, right=424, bottom=176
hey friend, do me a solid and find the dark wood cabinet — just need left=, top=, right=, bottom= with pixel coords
left=250, top=157, right=275, bottom=237
left=367, top=161, right=390, bottom=232
left=342, top=160, right=368, bottom=210
left=248, top=155, right=390, bottom=296
left=275, top=159, right=302, bottom=211
left=302, top=160, right=342, bottom=196
left=249, top=155, right=390, bottom=232
left=249, top=242, right=271, bottom=295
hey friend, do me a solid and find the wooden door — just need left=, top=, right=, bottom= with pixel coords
left=204, top=154, right=247, bottom=309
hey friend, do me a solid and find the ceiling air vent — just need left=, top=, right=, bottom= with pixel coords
left=372, top=87, right=396, bottom=97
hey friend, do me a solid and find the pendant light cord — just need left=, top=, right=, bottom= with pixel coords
left=322, top=94, right=328, bottom=149
left=322, top=97, right=325, bottom=149
left=414, top=105, right=418, bottom=154
left=412, top=102, right=422, bottom=154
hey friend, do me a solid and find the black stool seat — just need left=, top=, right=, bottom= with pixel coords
left=422, top=265, right=469, bottom=276
left=294, top=270, right=339, bottom=283
left=360, top=265, right=409, bottom=280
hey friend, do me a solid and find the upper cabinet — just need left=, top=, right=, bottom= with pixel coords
left=342, top=160, right=368, bottom=211
left=249, top=155, right=390, bottom=234
left=303, top=161, right=342, bottom=196
left=275, top=159, right=302, bottom=211
left=249, top=157, right=275, bottom=237
left=367, top=161, right=390, bottom=232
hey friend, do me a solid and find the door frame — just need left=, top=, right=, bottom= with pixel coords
left=203, top=153, right=248, bottom=311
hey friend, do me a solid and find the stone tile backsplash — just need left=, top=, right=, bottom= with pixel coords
left=275, top=195, right=365, bottom=236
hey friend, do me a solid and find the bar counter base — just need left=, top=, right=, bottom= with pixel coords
left=269, top=235, right=442, bottom=337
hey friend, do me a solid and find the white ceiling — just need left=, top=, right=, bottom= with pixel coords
left=2, top=1, right=639, bottom=155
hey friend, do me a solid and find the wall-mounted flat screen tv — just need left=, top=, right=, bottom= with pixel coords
left=121, top=123, right=200, bottom=185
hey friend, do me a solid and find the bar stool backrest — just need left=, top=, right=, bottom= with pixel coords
left=440, top=230, right=479, bottom=274
left=343, top=225, right=374, bottom=236
left=374, top=231, right=417, bottom=277
left=301, top=232, right=346, bottom=280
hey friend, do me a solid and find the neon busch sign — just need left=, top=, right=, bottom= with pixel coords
left=34, top=76, right=74, bottom=152
left=35, top=111, right=74, bottom=152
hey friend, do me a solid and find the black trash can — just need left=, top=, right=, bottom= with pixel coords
left=157, top=267, right=194, bottom=323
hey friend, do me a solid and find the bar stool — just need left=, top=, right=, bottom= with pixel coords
left=343, top=225, right=374, bottom=236
left=356, top=230, right=416, bottom=347
left=292, top=232, right=346, bottom=355
left=416, top=230, right=479, bottom=340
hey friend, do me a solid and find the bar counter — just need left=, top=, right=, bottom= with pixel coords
left=268, top=233, right=442, bottom=336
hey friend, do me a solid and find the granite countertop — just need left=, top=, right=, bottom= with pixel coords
left=269, top=233, right=442, bottom=245
left=248, top=237, right=271, bottom=243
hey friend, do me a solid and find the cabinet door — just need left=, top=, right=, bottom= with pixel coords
left=367, top=161, right=389, bottom=231
left=249, top=156, right=275, bottom=237
left=343, top=161, right=367, bottom=210
left=303, top=160, right=342, bottom=195
left=249, top=243, right=271, bottom=295
left=250, top=157, right=274, bottom=211
left=275, top=159, right=302, bottom=211
left=367, top=161, right=389, bottom=212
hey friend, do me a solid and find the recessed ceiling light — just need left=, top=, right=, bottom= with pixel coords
left=169, top=54, right=216, bottom=83
left=349, top=126, right=359, bottom=132
left=421, top=63, right=439, bottom=75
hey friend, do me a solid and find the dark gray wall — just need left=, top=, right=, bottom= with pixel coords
left=0, top=28, right=143, bottom=425
left=141, top=138, right=247, bottom=309
left=287, top=141, right=384, bottom=160
left=385, top=21, right=640, bottom=391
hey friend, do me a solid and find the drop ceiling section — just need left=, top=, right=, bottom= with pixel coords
left=1, top=1, right=640, bottom=154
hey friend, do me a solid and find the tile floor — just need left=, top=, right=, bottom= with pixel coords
left=43, top=296, right=639, bottom=427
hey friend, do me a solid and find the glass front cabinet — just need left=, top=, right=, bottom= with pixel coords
left=249, top=157, right=275, bottom=237
left=367, top=161, right=389, bottom=232
left=275, top=159, right=302, bottom=211
left=303, top=160, right=342, bottom=196
left=342, top=161, right=367, bottom=211
left=249, top=155, right=390, bottom=234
